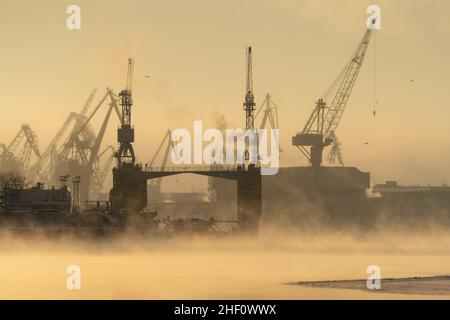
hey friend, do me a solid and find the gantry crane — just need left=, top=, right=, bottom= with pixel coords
left=292, top=27, right=374, bottom=174
left=0, top=125, right=41, bottom=179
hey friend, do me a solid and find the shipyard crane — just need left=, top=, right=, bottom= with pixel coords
left=56, top=88, right=121, bottom=203
left=243, top=47, right=256, bottom=131
left=242, top=47, right=257, bottom=165
left=0, top=125, right=41, bottom=178
left=116, top=58, right=136, bottom=167
left=292, top=27, right=374, bottom=173
left=70, top=89, right=119, bottom=172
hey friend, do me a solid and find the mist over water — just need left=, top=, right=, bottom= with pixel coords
left=1, top=225, right=449, bottom=299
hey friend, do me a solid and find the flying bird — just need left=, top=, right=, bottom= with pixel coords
left=145, top=75, right=151, bottom=78
left=410, top=79, right=416, bottom=82
left=363, top=142, right=370, bottom=146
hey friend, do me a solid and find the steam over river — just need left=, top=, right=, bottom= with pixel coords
left=0, top=231, right=449, bottom=299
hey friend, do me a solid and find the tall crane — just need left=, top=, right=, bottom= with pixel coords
left=243, top=47, right=256, bottom=131
left=109, top=58, right=147, bottom=215
left=292, top=27, right=374, bottom=173
left=116, top=58, right=136, bottom=167
left=242, top=47, right=257, bottom=166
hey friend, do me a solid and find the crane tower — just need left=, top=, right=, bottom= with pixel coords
left=243, top=47, right=256, bottom=130
left=116, top=58, right=136, bottom=167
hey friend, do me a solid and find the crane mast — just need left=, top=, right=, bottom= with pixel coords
left=243, top=47, right=255, bottom=130
left=292, top=28, right=373, bottom=173
left=242, top=47, right=257, bottom=165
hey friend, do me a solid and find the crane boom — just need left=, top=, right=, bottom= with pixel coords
left=86, top=90, right=118, bottom=175
left=292, top=27, right=373, bottom=174
left=80, top=88, right=97, bottom=117
left=323, top=28, right=373, bottom=138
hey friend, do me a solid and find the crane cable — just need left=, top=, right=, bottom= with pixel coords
left=372, top=31, right=378, bottom=117
left=321, top=33, right=365, bottom=102
left=366, top=29, right=380, bottom=151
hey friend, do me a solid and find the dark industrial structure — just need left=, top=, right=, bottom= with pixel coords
left=2, top=180, right=71, bottom=213
left=2, top=19, right=450, bottom=236
left=109, top=58, right=263, bottom=234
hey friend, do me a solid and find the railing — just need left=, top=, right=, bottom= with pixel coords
left=144, top=165, right=243, bottom=173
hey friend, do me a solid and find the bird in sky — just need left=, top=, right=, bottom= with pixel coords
left=363, top=142, right=370, bottom=146
left=410, top=79, right=416, bottom=82
left=145, top=75, right=150, bottom=78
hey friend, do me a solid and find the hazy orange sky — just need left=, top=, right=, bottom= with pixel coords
left=1, top=0, right=450, bottom=186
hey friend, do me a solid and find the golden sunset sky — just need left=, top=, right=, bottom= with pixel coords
left=1, top=0, right=449, bottom=185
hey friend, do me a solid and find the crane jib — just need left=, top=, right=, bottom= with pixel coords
left=293, top=27, right=374, bottom=169
left=323, top=28, right=373, bottom=138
